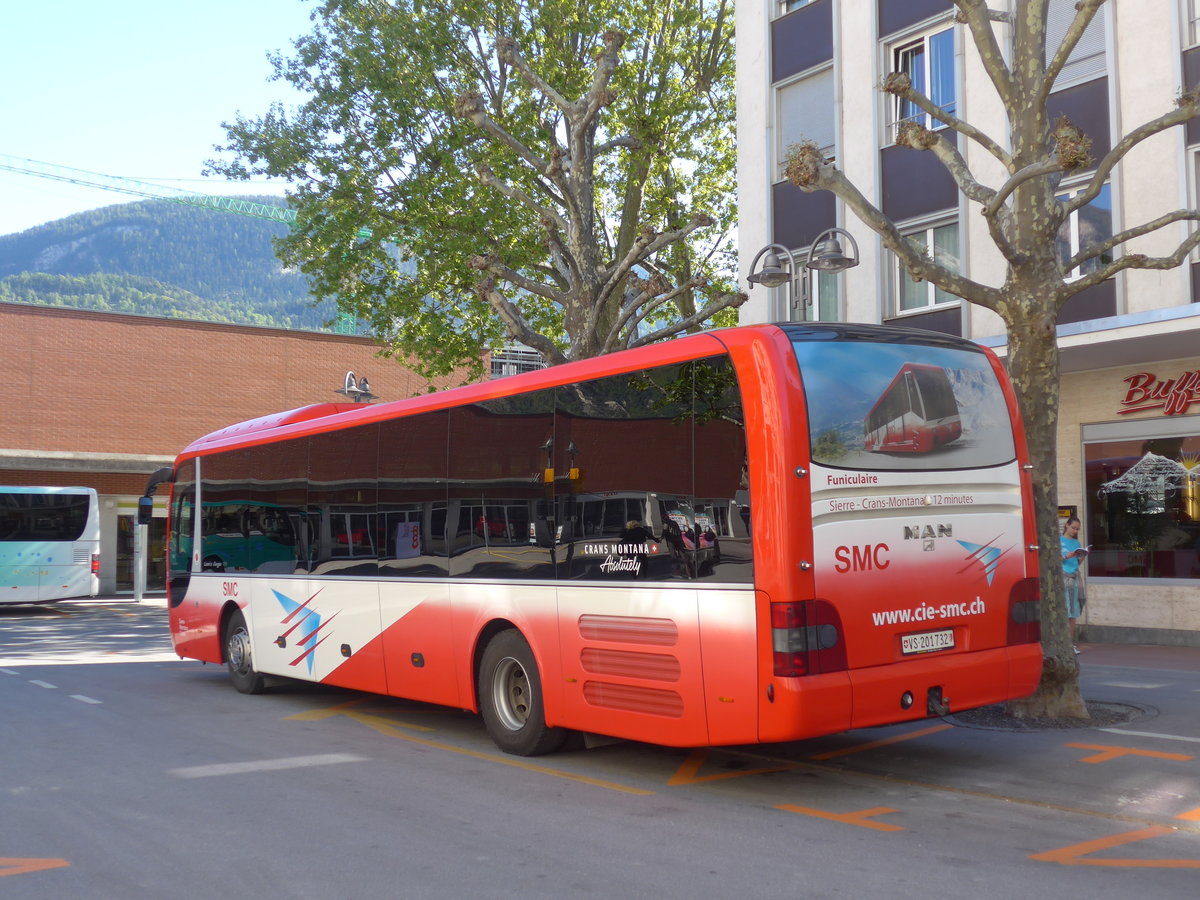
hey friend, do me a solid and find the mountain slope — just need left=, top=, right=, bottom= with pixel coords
left=0, top=199, right=341, bottom=331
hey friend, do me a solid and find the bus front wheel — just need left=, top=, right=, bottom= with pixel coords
left=479, top=630, right=566, bottom=756
left=225, top=609, right=266, bottom=695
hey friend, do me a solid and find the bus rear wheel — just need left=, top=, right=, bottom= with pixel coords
left=225, top=609, right=266, bottom=694
left=479, top=629, right=566, bottom=756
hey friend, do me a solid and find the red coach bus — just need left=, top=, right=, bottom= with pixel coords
left=142, top=323, right=1042, bottom=755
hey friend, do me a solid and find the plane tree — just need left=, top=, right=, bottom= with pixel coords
left=208, top=0, right=740, bottom=379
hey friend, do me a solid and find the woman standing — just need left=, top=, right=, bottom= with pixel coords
left=1060, top=516, right=1087, bottom=654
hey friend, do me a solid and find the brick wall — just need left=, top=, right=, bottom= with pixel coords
left=0, top=303, right=468, bottom=459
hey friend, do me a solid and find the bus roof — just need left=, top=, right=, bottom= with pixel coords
left=178, top=322, right=990, bottom=461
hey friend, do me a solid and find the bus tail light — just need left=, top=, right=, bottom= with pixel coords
left=91, top=554, right=100, bottom=575
left=771, top=600, right=847, bottom=676
left=1007, top=577, right=1040, bottom=644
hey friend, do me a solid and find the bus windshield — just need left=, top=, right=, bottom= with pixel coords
left=792, top=336, right=1016, bottom=470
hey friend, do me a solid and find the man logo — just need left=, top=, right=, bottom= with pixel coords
left=904, top=524, right=952, bottom=540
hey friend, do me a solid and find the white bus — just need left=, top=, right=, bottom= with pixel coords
left=1, top=486, right=101, bottom=605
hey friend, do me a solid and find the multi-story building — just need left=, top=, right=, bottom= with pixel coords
left=737, top=0, right=1200, bottom=644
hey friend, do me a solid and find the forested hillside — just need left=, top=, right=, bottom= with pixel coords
left=0, top=199, right=341, bottom=331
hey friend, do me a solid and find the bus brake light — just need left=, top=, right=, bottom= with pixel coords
left=1007, top=577, right=1040, bottom=644
left=91, top=554, right=101, bottom=575
left=771, top=600, right=847, bottom=676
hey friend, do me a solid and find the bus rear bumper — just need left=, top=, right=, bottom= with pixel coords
left=847, top=643, right=1044, bottom=730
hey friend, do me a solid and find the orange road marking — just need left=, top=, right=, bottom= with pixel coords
left=667, top=749, right=797, bottom=785
left=777, top=804, right=904, bottom=832
left=0, top=858, right=70, bottom=878
left=1178, top=808, right=1200, bottom=822
left=809, top=723, right=953, bottom=760
left=1064, top=743, right=1194, bottom=764
left=288, top=702, right=436, bottom=733
left=286, top=703, right=653, bottom=795
left=1031, top=825, right=1200, bottom=867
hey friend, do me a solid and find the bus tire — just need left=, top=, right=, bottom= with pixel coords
left=225, top=609, right=266, bottom=695
left=479, top=629, right=566, bottom=756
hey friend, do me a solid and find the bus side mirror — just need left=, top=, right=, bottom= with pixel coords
left=137, top=496, right=154, bottom=526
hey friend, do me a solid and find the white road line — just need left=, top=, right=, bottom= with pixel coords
left=28, top=680, right=57, bottom=689
left=1099, top=727, right=1200, bottom=744
left=70, top=695, right=103, bottom=704
left=1096, top=681, right=1170, bottom=689
left=169, top=753, right=368, bottom=779
left=0, top=653, right=181, bottom=666
left=0, top=668, right=17, bottom=675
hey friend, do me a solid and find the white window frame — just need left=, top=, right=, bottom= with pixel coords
left=886, top=23, right=956, bottom=144
left=1056, top=181, right=1114, bottom=282
left=764, top=249, right=842, bottom=323
left=1189, top=0, right=1200, bottom=48
left=779, top=0, right=818, bottom=15
left=892, top=217, right=961, bottom=315
left=1045, top=0, right=1108, bottom=89
left=775, top=64, right=836, bottom=179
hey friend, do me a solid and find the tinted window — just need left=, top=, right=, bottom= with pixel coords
left=0, top=491, right=89, bottom=542
left=200, top=442, right=309, bottom=574
left=308, top=426, right=379, bottom=576
left=556, top=356, right=753, bottom=584
left=378, top=411, right=449, bottom=578
left=794, top=338, right=1016, bottom=470
left=448, top=390, right=557, bottom=579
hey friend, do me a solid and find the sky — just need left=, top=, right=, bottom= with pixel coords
left=0, top=0, right=318, bottom=237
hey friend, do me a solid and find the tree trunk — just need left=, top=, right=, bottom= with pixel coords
left=1002, top=302, right=1089, bottom=719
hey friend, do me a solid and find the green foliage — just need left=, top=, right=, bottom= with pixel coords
left=813, top=429, right=847, bottom=463
left=0, top=200, right=340, bottom=330
left=207, top=0, right=736, bottom=378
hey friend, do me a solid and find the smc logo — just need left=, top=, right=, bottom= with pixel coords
left=834, top=544, right=890, bottom=573
left=222, top=581, right=239, bottom=597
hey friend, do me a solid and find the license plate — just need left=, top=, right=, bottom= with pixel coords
left=901, top=629, right=955, bottom=655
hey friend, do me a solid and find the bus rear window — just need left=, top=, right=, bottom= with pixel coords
left=791, top=338, right=1016, bottom=471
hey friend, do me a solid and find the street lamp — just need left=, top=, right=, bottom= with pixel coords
left=747, top=227, right=861, bottom=320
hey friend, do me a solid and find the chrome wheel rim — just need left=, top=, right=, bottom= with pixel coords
left=228, top=627, right=253, bottom=675
left=490, top=656, right=530, bottom=732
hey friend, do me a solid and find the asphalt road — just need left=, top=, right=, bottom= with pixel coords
left=1, top=598, right=1198, bottom=898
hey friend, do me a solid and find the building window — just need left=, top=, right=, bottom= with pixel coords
left=780, top=0, right=818, bottom=13
left=891, top=26, right=955, bottom=139
left=779, top=264, right=839, bottom=322
left=1046, top=0, right=1107, bottom=87
left=1084, top=433, right=1200, bottom=581
left=776, top=66, right=836, bottom=177
left=1189, top=0, right=1200, bottom=47
left=895, top=221, right=959, bottom=312
left=1056, top=183, right=1113, bottom=281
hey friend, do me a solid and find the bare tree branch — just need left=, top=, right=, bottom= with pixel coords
left=1065, top=95, right=1200, bottom=214
left=1063, top=229, right=1200, bottom=297
left=885, top=77, right=1012, bottom=168
left=475, top=163, right=569, bottom=233
left=1065, top=209, right=1200, bottom=271
left=474, top=276, right=568, bottom=365
left=495, top=35, right=573, bottom=115
left=455, top=91, right=550, bottom=175
left=601, top=278, right=698, bottom=354
left=626, top=291, right=747, bottom=350
left=952, top=0, right=1016, bottom=105
left=470, top=254, right=565, bottom=303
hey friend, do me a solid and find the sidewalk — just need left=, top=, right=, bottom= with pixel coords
left=1077, top=641, right=1200, bottom=672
